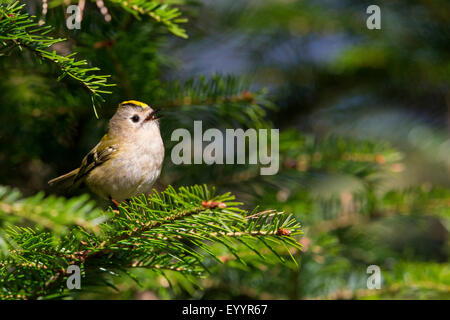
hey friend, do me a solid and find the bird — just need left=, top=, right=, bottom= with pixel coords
left=48, top=100, right=164, bottom=203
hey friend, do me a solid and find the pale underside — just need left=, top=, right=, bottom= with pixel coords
left=85, top=133, right=164, bottom=202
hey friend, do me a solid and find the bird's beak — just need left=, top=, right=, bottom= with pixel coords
left=144, top=108, right=162, bottom=122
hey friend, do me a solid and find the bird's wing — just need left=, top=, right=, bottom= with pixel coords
left=73, top=134, right=118, bottom=185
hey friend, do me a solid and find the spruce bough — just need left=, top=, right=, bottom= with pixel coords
left=0, top=185, right=302, bottom=300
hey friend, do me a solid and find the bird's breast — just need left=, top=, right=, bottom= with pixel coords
left=86, top=133, right=164, bottom=201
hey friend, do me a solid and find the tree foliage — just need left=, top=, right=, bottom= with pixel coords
left=0, top=185, right=301, bottom=299
left=0, top=2, right=115, bottom=115
left=0, top=0, right=448, bottom=300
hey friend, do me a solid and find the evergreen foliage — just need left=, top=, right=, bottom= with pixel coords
left=0, top=0, right=448, bottom=300
left=0, top=2, right=115, bottom=115
left=107, top=0, right=188, bottom=38
left=0, top=185, right=301, bottom=299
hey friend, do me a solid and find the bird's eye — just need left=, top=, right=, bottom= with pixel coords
left=131, top=115, right=140, bottom=123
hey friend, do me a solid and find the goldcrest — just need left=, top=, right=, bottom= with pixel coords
left=49, top=100, right=164, bottom=202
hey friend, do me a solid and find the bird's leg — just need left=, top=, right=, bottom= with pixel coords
left=109, top=196, right=121, bottom=214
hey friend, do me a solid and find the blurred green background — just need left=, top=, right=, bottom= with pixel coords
left=1, top=0, right=449, bottom=299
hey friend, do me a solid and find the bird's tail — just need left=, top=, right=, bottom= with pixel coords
left=48, top=168, right=79, bottom=187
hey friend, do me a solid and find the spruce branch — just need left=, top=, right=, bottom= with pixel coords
left=161, top=75, right=258, bottom=108
left=0, top=186, right=105, bottom=238
left=159, top=74, right=275, bottom=130
left=0, top=1, right=115, bottom=116
left=0, top=184, right=302, bottom=300
left=107, top=0, right=188, bottom=38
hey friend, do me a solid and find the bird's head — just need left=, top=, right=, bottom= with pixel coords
left=109, top=100, right=162, bottom=140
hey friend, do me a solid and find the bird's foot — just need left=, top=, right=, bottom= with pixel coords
left=108, top=196, right=121, bottom=209
left=111, top=199, right=121, bottom=207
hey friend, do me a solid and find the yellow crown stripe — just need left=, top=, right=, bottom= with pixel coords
left=119, top=100, right=149, bottom=108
